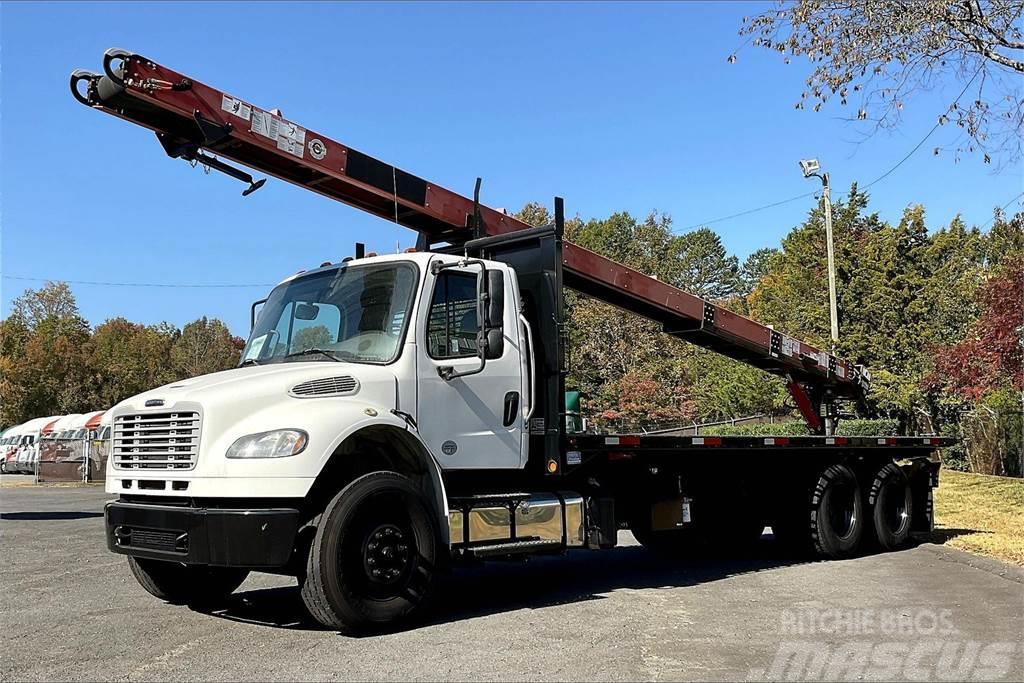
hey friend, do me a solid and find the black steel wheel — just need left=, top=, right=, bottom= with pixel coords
left=300, top=471, right=439, bottom=633
left=810, top=463, right=864, bottom=559
left=869, top=463, right=914, bottom=551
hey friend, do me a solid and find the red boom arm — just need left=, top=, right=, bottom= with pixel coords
left=70, top=49, right=869, bottom=427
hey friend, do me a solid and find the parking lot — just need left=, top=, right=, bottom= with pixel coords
left=2, top=484, right=1022, bottom=682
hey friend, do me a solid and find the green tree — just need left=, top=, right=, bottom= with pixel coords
left=839, top=204, right=931, bottom=376
left=9, top=281, right=81, bottom=329
left=749, top=184, right=884, bottom=350
left=919, top=216, right=987, bottom=349
left=515, top=202, right=552, bottom=228
left=292, top=325, right=333, bottom=352
left=664, top=227, right=741, bottom=300
left=548, top=206, right=789, bottom=428
left=0, top=283, right=92, bottom=426
left=690, top=351, right=788, bottom=422
left=88, top=318, right=179, bottom=407
left=985, top=209, right=1024, bottom=265
left=171, top=317, right=242, bottom=378
left=0, top=316, right=31, bottom=428
left=740, top=247, right=780, bottom=296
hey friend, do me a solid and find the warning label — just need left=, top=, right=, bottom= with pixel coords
left=220, top=94, right=251, bottom=122
left=276, top=119, right=306, bottom=158
left=249, top=109, right=305, bottom=158
left=251, top=109, right=274, bottom=139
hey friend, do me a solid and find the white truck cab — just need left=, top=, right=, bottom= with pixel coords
left=107, top=252, right=528, bottom=499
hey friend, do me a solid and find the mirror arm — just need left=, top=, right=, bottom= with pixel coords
left=250, top=297, right=268, bottom=331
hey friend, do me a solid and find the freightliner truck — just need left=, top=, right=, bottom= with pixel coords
left=71, top=49, right=950, bottom=633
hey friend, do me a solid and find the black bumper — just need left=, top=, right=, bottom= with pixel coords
left=105, top=500, right=300, bottom=568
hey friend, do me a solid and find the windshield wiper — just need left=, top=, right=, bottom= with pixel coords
left=239, top=358, right=260, bottom=366
left=285, top=348, right=345, bottom=362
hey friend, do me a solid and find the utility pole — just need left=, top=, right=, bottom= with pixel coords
left=800, top=159, right=839, bottom=350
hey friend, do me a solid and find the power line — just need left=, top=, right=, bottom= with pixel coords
left=677, top=190, right=817, bottom=232
left=858, top=123, right=941, bottom=192
left=2, top=275, right=273, bottom=289
left=980, top=191, right=1024, bottom=230
left=678, top=68, right=984, bottom=232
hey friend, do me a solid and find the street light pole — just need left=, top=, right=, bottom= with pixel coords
left=799, top=159, right=839, bottom=351
left=820, top=173, right=839, bottom=349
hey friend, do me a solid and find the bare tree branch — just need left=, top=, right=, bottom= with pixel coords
left=737, top=0, right=1024, bottom=163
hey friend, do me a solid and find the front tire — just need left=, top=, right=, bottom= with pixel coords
left=300, top=471, right=439, bottom=633
left=127, top=557, right=249, bottom=606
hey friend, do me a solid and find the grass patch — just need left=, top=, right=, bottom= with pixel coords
left=932, top=469, right=1024, bottom=566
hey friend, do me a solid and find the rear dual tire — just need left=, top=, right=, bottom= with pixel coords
left=809, top=463, right=864, bottom=559
left=775, top=461, right=915, bottom=559
left=868, top=463, right=914, bottom=551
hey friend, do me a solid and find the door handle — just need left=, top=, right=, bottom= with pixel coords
left=503, top=392, right=520, bottom=427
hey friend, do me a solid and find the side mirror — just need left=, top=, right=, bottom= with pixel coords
left=483, top=270, right=504, bottom=360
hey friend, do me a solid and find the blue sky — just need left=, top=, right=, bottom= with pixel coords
left=2, top=2, right=1021, bottom=336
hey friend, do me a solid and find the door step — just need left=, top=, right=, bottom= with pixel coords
left=464, top=538, right=563, bottom=558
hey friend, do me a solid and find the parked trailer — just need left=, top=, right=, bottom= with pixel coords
left=38, top=411, right=104, bottom=482
left=85, top=411, right=112, bottom=481
left=9, top=417, right=60, bottom=475
left=32, top=414, right=81, bottom=478
left=0, top=426, right=21, bottom=474
left=72, top=49, right=951, bottom=633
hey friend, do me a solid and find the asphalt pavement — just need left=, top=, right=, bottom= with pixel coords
left=1, top=485, right=1021, bottom=682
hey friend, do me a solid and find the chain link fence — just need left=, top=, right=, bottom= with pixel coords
left=36, top=429, right=110, bottom=483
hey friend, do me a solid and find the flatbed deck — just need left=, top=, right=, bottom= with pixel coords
left=567, top=434, right=953, bottom=470
left=572, top=434, right=954, bottom=450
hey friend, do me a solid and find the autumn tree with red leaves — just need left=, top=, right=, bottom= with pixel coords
left=598, top=372, right=697, bottom=432
left=929, top=257, right=1024, bottom=400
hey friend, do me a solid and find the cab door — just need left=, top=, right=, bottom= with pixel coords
left=415, top=261, right=526, bottom=469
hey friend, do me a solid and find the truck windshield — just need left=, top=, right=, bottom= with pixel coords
left=242, top=262, right=418, bottom=365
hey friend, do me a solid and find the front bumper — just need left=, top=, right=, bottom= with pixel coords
left=105, top=500, right=300, bottom=568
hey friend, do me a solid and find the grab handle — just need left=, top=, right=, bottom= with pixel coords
left=519, top=314, right=536, bottom=421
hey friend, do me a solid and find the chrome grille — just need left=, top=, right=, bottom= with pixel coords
left=113, top=411, right=200, bottom=470
left=290, top=376, right=359, bottom=397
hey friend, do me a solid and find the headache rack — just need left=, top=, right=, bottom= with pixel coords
left=72, top=48, right=871, bottom=434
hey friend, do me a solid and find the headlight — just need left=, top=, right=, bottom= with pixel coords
left=226, top=429, right=308, bottom=459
